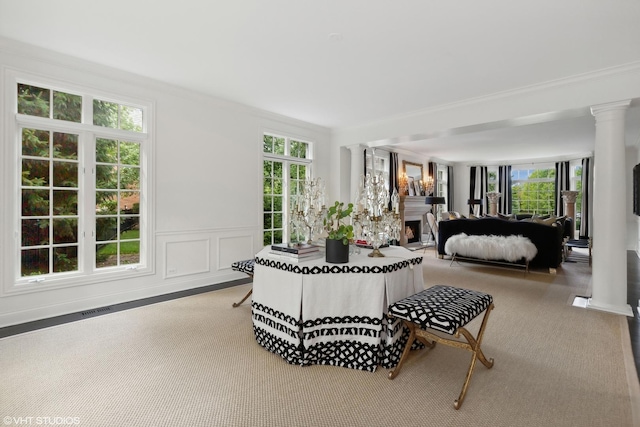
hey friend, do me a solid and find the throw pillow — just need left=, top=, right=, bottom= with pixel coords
left=533, top=216, right=557, bottom=226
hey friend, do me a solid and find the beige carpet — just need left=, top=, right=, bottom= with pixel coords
left=1, top=249, right=639, bottom=427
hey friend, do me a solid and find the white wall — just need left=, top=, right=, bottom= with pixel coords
left=0, top=39, right=332, bottom=327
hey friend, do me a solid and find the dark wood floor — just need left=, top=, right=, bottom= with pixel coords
left=627, top=251, right=640, bottom=381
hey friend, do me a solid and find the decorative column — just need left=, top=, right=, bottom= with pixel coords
left=588, top=100, right=633, bottom=317
left=561, top=190, right=578, bottom=239
left=486, top=192, right=501, bottom=216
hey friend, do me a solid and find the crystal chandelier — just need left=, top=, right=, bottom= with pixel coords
left=290, top=178, right=327, bottom=243
left=352, top=173, right=401, bottom=257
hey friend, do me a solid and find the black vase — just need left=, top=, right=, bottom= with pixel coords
left=325, top=239, right=349, bottom=264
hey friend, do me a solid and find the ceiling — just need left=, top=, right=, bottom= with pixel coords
left=1, top=0, right=639, bottom=163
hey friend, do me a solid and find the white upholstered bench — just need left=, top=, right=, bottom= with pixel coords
left=388, top=285, right=495, bottom=409
left=444, top=233, right=537, bottom=273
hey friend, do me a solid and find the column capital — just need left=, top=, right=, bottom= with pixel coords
left=345, top=144, right=366, bottom=153
left=561, top=190, right=579, bottom=203
left=590, top=100, right=631, bottom=116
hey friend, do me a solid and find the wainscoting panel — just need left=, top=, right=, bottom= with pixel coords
left=164, top=239, right=210, bottom=279
left=218, top=234, right=255, bottom=271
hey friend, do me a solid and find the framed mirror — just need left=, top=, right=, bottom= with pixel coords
left=402, top=161, right=423, bottom=196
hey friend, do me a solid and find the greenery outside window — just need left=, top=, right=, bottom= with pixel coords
left=511, top=166, right=555, bottom=215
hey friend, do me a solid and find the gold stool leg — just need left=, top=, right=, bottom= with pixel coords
left=453, top=303, right=494, bottom=410
left=232, top=288, right=253, bottom=307
left=232, top=274, right=254, bottom=308
left=388, top=321, right=436, bottom=380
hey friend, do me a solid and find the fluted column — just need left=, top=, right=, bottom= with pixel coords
left=588, top=100, right=633, bottom=316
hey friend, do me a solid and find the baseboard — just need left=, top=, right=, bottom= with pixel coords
left=0, top=278, right=251, bottom=339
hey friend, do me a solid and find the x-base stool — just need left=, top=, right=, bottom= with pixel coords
left=388, top=285, right=495, bottom=409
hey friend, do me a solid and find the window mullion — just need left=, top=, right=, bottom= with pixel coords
left=82, top=132, right=95, bottom=273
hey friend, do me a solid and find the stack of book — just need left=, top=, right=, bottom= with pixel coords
left=269, top=243, right=323, bottom=262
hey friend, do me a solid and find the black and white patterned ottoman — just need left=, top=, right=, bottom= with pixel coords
left=387, top=285, right=495, bottom=410
left=231, top=259, right=255, bottom=308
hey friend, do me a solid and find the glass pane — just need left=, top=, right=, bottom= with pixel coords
left=53, top=246, right=78, bottom=272
left=273, top=162, right=283, bottom=179
left=22, top=219, right=49, bottom=246
left=291, top=140, right=308, bottom=159
left=22, top=189, right=49, bottom=216
left=22, top=159, right=49, bottom=186
left=263, top=195, right=273, bottom=211
left=52, top=91, right=82, bottom=122
left=120, top=217, right=139, bottom=239
left=52, top=132, right=78, bottom=159
left=263, top=231, right=272, bottom=246
left=53, top=162, right=78, bottom=187
left=120, top=106, right=143, bottom=132
left=17, top=84, right=50, bottom=118
left=96, top=138, right=118, bottom=163
left=120, top=241, right=140, bottom=265
left=96, top=243, right=117, bottom=268
left=263, top=213, right=272, bottom=229
left=273, top=230, right=283, bottom=244
left=53, top=190, right=77, bottom=215
left=263, top=135, right=273, bottom=153
left=96, top=191, right=117, bottom=215
left=120, top=141, right=140, bottom=165
left=53, top=218, right=78, bottom=244
left=119, top=191, right=140, bottom=213
left=274, top=137, right=285, bottom=155
left=274, top=213, right=282, bottom=228
left=264, top=178, right=273, bottom=194
left=290, top=164, right=298, bottom=179
left=273, top=196, right=283, bottom=212
left=96, top=217, right=117, bottom=242
left=93, top=99, right=119, bottom=128
left=21, top=248, right=49, bottom=276
left=22, top=128, right=50, bottom=157
left=96, top=165, right=118, bottom=189
left=298, top=164, right=306, bottom=179
left=120, top=167, right=140, bottom=190
left=263, top=160, right=272, bottom=177
left=273, top=179, right=283, bottom=195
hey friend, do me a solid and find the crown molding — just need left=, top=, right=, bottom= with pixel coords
left=340, top=61, right=640, bottom=133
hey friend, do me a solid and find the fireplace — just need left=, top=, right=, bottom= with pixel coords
left=398, top=195, right=430, bottom=247
left=404, top=220, right=421, bottom=244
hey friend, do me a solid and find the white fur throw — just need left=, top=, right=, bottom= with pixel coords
left=444, top=233, right=538, bottom=262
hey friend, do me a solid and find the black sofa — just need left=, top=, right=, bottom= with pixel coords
left=437, top=216, right=570, bottom=270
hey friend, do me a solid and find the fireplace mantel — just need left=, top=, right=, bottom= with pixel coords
left=399, top=195, right=430, bottom=246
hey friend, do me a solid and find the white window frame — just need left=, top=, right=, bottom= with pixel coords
left=2, top=70, right=154, bottom=296
left=262, top=133, right=313, bottom=246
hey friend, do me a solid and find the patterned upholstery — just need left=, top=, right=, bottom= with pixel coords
left=388, top=285, right=493, bottom=335
left=231, top=259, right=255, bottom=276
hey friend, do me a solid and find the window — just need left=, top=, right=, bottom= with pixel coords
left=487, top=167, right=498, bottom=192
left=365, top=149, right=389, bottom=189
left=511, top=165, right=555, bottom=215
left=436, top=164, right=448, bottom=202
left=11, top=78, right=150, bottom=289
left=263, top=133, right=312, bottom=246
left=94, top=138, right=141, bottom=268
